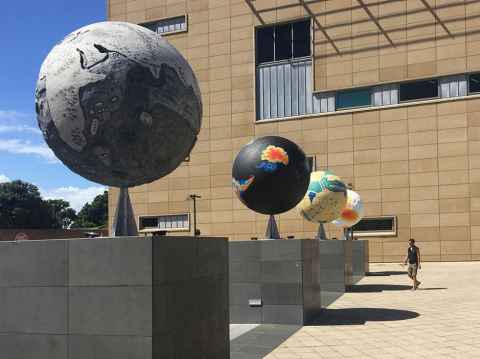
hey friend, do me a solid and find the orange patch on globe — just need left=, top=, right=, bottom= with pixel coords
left=261, top=145, right=289, bottom=165
left=342, top=209, right=358, bottom=221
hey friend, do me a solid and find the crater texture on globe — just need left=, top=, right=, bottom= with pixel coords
left=35, top=22, right=202, bottom=187
left=298, top=170, right=347, bottom=223
left=232, top=136, right=310, bottom=215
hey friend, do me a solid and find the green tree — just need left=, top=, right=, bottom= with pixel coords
left=73, top=191, right=108, bottom=228
left=45, top=199, right=77, bottom=229
left=0, top=180, right=53, bottom=228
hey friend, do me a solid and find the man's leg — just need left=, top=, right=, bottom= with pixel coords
left=412, top=265, right=419, bottom=289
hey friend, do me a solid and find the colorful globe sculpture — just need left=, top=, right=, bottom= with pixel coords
left=332, top=190, right=364, bottom=228
left=232, top=136, right=310, bottom=215
left=297, top=171, right=347, bottom=223
left=35, top=22, right=202, bottom=187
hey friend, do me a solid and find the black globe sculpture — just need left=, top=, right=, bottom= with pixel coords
left=232, top=136, right=310, bottom=238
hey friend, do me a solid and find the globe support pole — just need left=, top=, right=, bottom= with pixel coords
left=111, top=187, right=138, bottom=237
left=265, top=215, right=280, bottom=240
left=316, top=223, right=328, bottom=240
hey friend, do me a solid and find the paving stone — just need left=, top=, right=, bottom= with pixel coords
left=267, top=262, right=480, bottom=358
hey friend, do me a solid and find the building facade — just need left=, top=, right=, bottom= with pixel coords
left=107, top=0, right=480, bottom=262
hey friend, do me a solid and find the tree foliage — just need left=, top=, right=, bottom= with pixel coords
left=72, top=191, right=108, bottom=228
left=0, top=180, right=56, bottom=228
left=0, top=180, right=107, bottom=229
left=45, top=199, right=77, bottom=229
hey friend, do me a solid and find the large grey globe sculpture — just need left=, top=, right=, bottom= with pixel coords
left=35, top=21, right=202, bottom=187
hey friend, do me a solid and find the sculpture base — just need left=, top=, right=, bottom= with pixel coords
left=265, top=215, right=280, bottom=239
left=111, top=187, right=138, bottom=236
left=229, top=239, right=369, bottom=324
left=0, top=236, right=229, bottom=359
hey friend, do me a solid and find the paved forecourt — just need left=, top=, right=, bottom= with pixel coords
left=265, top=262, right=480, bottom=359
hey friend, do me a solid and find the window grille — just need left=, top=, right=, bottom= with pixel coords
left=372, top=84, right=399, bottom=106
left=142, top=15, right=187, bottom=35
left=139, top=214, right=189, bottom=231
left=439, top=75, right=467, bottom=98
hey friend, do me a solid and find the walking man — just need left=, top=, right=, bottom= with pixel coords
left=403, top=238, right=421, bottom=290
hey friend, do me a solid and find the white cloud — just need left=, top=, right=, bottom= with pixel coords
left=41, top=186, right=106, bottom=212
left=0, top=110, right=30, bottom=121
left=0, top=110, right=41, bottom=135
left=0, top=174, right=10, bottom=183
left=0, top=139, right=59, bottom=163
left=0, top=125, right=41, bottom=134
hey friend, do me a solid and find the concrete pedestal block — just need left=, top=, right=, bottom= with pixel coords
left=0, top=236, right=229, bottom=359
left=230, top=239, right=348, bottom=325
left=344, top=240, right=369, bottom=286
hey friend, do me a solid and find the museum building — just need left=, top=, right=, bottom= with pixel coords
left=107, top=0, right=480, bottom=262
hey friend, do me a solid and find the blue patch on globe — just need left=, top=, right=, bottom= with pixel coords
left=256, top=161, right=278, bottom=172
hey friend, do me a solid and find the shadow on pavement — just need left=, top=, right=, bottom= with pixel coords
left=418, top=287, right=447, bottom=291
left=230, top=324, right=301, bottom=359
left=308, top=308, right=419, bottom=326
left=367, top=270, right=407, bottom=276
left=346, top=284, right=412, bottom=292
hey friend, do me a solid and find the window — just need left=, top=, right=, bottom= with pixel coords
left=256, top=19, right=311, bottom=64
left=440, top=75, right=467, bottom=98
left=257, top=58, right=313, bottom=120
left=372, top=84, right=398, bottom=106
left=139, top=214, right=189, bottom=232
left=313, top=92, right=335, bottom=113
left=142, top=15, right=187, bottom=35
left=307, top=156, right=316, bottom=173
left=399, top=79, right=438, bottom=102
left=469, top=73, right=480, bottom=94
left=336, top=88, right=372, bottom=110
left=351, top=216, right=397, bottom=237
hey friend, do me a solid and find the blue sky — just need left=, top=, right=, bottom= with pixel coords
left=0, top=0, right=107, bottom=210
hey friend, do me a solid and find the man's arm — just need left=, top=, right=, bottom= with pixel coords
left=417, top=247, right=421, bottom=269
left=403, top=252, right=408, bottom=265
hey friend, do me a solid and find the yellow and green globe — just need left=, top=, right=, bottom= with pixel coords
left=298, top=170, right=347, bottom=223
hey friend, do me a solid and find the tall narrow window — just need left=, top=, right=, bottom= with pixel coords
left=275, top=23, right=292, bottom=61
left=469, top=73, right=480, bottom=94
left=257, top=27, right=274, bottom=63
left=307, top=155, right=316, bottom=173
left=256, top=19, right=313, bottom=121
left=293, top=21, right=311, bottom=58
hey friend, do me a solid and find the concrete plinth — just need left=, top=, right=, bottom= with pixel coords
left=229, top=239, right=369, bottom=325
left=0, top=236, right=229, bottom=359
left=344, top=240, right=370, bottom=286
left=229, top=239, right=321, bottom=325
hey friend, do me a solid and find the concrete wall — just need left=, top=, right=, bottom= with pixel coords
left=0, top=236, right=228, bottom=359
